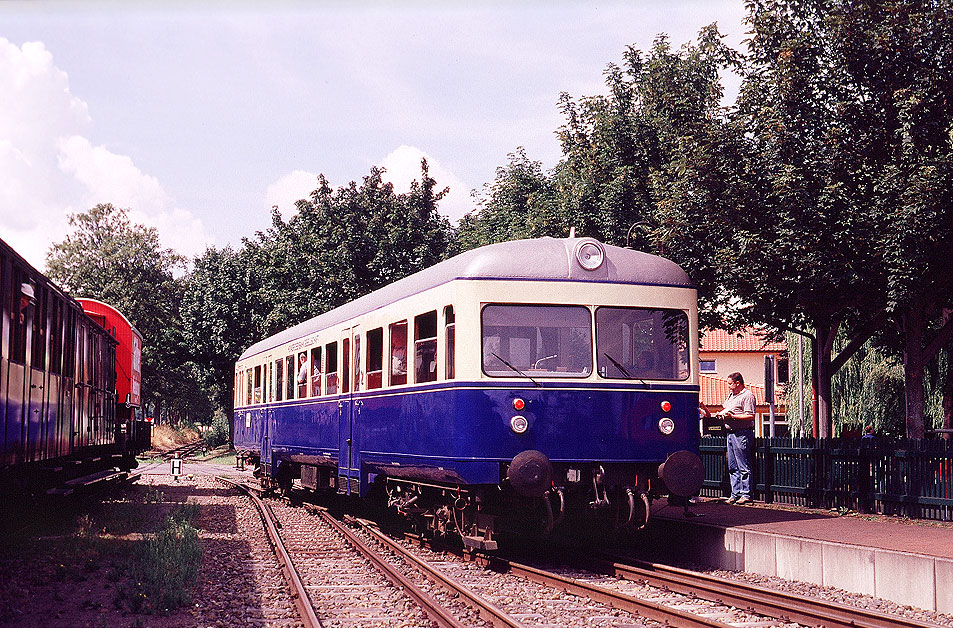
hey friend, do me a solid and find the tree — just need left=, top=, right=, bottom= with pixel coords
left=45, top=203, right=202, bottom=423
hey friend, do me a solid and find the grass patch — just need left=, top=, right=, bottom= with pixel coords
left=115, top=502, right=202, bottom=615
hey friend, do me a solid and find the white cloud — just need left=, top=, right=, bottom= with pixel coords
left=264, top=169, right=318, bottom=221
left=0, top=37, right=213, bottom=269
left=379, top=145, right=474, bottom=223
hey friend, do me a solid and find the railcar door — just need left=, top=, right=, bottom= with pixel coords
left=261, top=404, right=273, bottom=477
left=337, top=326, right=362, bottom=495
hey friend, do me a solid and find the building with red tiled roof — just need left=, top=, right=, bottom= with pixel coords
left=699, top=328, right=788, bottom=436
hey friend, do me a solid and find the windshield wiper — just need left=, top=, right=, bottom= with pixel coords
left=602, top=352, right=647, bottom=385
left=491, top=352, right=541, bottom=387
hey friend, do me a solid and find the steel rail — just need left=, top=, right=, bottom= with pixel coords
left=473, top=553, right=736, bottom=628
left=579, top=553, right=945, bottom=628
left=349, top=517, right=526, bottom=628
left=312, top=509, right=476, bottom=628
left=216, top=477, right=323, bottom=628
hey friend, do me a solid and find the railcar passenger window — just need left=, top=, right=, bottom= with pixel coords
left=246, top=368, right=253, bottom=405
left=481, top=305, right=592, bottom=377
left=311, top=347, right=322, bottom=396
left=50, top=299, right=63, bottom=374
left=296, top=352, right=308, bottom=398
left=31, top=287, right=47, bottom=369
left=268, top=362, right=273, bottom=402
left=595, top=307, right=689, bottom=380
left=353, top=333, right=362, bottom=392
left=414, top=311, right=438, bottom=383
left=286, top=355, right=294, bottom=399
left=325, top=342, right=338, bottom=395
left=10, top=269, right=30, bottom=364
left=342, top=338, right=350, bottom=393
left=63, top=309, right=76, bottom=378
left=367, top=327, right=383, bottom=389
left=444, top=306, right=455, bottom=380
left=254, top=365, right=262, bottom=404
left=389, top=321, right=408, bottom=386
left=275, top=359, right=284, bottom=401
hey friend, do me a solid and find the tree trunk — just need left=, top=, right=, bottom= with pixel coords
left=814, top=323, right=837, bottom=438
left=902, top=304, right=927, bottom=439
left=942, top=348, right=952, bottom=440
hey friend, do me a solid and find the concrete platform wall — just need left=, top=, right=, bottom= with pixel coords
left=647, top=518, right=953, bottom=614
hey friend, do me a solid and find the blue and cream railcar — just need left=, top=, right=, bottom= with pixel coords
left=234, top=237, right=703, bottom=539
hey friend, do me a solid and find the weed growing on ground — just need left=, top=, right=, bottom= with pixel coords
left=115, top=502, right=202, bottom=615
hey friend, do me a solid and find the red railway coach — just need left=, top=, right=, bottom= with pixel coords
left=75, top=299, right=142, bottom=421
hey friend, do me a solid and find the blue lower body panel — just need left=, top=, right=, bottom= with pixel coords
left=235, top=382, right=700, bottom=497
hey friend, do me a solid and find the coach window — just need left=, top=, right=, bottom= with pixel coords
left=49, top=298, right=63, bottom=374
left=296, top=351, right=308, bottom=398
left=275, top=359, right=284, bottom=401
left=367, top=327, right=383, bottom=389
left=286, top=355, right=295, bottom=399
left=595, top=307, right=689, bottom=380
left=10, top=269, right=31, bottom=363
left=254, top=365, right=262, bottom=404
left=63, top=309, right=76, bottom=378
left=325, top=342, right=338, bottom=394
left=444, top=306, right=455, bottom=380
left=310, top=347, right=322, bottom=396
left=414, top=311, right=438, bottom=383
left=482, top=305, right=592, bottom=377
left=246, top=368, right=253, bottom=405
left=342, top=337, right=351, bottom=393
left=268, top=361, right=274, bottom=402
left=31, top=287, right=48, bottom=369
left=389, top=321, right=408, bottom=386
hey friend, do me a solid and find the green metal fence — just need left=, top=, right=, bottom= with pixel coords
left=699, top=436, right=953, bottom=521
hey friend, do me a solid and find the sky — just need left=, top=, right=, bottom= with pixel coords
left=0, top=1, right=748, bottom=271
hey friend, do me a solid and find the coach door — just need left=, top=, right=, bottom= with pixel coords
left=337, top=326, right=363, bottom=495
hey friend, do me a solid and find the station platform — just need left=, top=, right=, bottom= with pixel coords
left=645, top=497, right=953, bottom=615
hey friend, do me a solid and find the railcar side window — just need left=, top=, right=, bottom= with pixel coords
left=595, top=307, right=689, bottom=380
left=311, top=347, right=322, bottom=397
left=325, top=342, right=338, bottom=394
left=246, top=368, right=253, bottom=405
left=275, top=359, right=284, bottom=401
left=268, top=361, right=273, bottom=402
left=481, top=305, right=592, bottom=377
left=342, top=337, right=350, bottom=393
left=444, top=306, right=455, bottom=380
left=254, top=365, right=262, bottom=404
left=286, top=355, right=295, bottom=399
left=415, top=311, right=438, bottom=383
left=389, top=321, right=408, bottom=386
left=367, top=327, right=383, bottom=389
left=10, top=269, right=30, bottom=363
left=296, top=351, right=308, bottom=398
left=31, top=287, right=48, bottom=369
left=50, top=298, right=63, bottom=374
left=63, top=309, right=76, bottom=378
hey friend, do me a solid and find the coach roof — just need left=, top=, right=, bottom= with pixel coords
left=238, top=237, right=692, bottom=360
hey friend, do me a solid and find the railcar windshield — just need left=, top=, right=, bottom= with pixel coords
left=595, top=307, right=689, bottom=380
left=482, top=305, right=592, bottom=377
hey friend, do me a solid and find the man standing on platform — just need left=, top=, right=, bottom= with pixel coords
left=702, top=372, right=757, bottom=504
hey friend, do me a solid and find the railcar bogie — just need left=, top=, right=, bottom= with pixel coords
left=234, top=237, right=705, bottom=541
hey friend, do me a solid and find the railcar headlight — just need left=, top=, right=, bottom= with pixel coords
left=510, top=415, right=529, bottom=434
left=574, top=240, right=605, bottom=271
left=658, top=417, right=675, bottom=435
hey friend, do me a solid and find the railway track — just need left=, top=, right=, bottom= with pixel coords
left=563, top=552, right=945, bottom=628
left=217, top=478, right=948, bottom=628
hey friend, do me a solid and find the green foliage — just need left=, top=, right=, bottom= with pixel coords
left=205, top=410, right=231, bottom=448
left=181, top=161, right=454, bottom=418
left=117, top=504, right=202, bottom=615
left=45, top=203, right=213, bottom=424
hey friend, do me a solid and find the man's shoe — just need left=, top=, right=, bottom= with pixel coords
left=735, top=496, right=751, bottom=505
left=726, top=496, right=739, bottom=504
